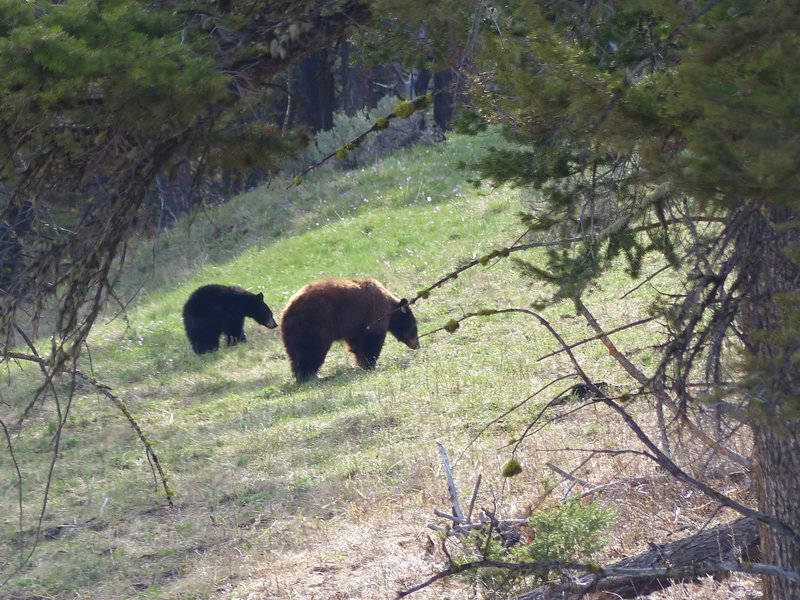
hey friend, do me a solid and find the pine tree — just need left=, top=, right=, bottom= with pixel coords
left=470, top=1, right=800, bottom=597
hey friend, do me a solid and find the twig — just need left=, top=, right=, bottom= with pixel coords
left=545, top=462, right=589, bottom=486
left=529, top=299, right=795, bottom=540
left=620, top=264, right=671, bottom=299
left=459, top=374, right=575, bottom=460
left=535, top=316, right=656, bottom=362
left=396, top=558, right=593, bottom=599
left=604, top=391, right=798, bottom=541
left=466, top=474, right=482, bottom=523
left=534, top=446, right=652, bottom=458
left=403, top=519, right=796, bottom=599
left=575, top=477, right=650, bottom=500
left=433, top=509, right=466, bottom=524
left=289, top=94, right=431, bottom=187
left=437, top=442, right=464, bottom=522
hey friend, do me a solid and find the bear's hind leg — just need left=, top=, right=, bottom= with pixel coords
left=184, top=304, right=223, bottom=353
left=191, top=330, right=221, bottom=354
left=288, top=338, right=331, bottom=383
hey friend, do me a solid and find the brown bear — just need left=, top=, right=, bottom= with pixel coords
left=280, top=277, right=419, bottom=382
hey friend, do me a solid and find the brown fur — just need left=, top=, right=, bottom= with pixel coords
left=280, top=278, right=419, bottom=382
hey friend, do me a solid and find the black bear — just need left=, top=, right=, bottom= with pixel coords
left=280, top=277, right=419, bottom=382
left=183, top=284, right=277, bottom=354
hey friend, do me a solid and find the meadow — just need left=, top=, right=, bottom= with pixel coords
left=0, top=131, right=754, bottom=600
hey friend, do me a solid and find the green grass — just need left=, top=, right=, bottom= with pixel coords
left=0, top=132, right=690, bottom=599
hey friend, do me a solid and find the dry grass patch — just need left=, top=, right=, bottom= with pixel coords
left=177, top=394, right=756, bottom=600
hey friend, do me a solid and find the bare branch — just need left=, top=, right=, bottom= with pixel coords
left=620, top=263, right=672, bottom=299
left=405, top=516, right=793, bottom=600
left=457, top=374, right=575, bottom=461
left=466, top=474, right=482, bottom=524
left=289, top=94, right=431, bottom=185
left=600, top=394, right=796, bottom=541
left=535, top=315, right=657, bottom=362
left=461, top=299, right=791, bottom=540
left=410, top=217, right=723, bottom=307
left=575, top=299, right=753, bottom=469
left=437, top=443, right=465, bottom=522
left=1, top=351, right=174, bottom=508
left=544, top=462, right=589, bottom=487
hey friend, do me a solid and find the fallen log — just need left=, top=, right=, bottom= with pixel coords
left=515, top=516, right=759, bottom=599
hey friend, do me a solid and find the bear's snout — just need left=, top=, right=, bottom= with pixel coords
left=264, top=317, right=278, bottom=329
left=407, top=336, right=420, bottom=350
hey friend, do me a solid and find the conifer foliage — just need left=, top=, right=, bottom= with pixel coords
left=0, top=0, right=370, bottom=370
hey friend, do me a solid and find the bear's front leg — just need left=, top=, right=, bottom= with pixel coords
left=223, top=313, right=247, bottom=346
left=347, top=332, right=386, bottom=369
left=226, top=332, right=247, bottom=346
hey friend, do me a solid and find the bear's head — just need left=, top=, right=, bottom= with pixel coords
left=251, top=292, right=278, bottom=329
left=389, top=298, right=419, bottom=349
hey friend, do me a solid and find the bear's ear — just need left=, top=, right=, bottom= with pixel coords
left=399, top=298, right=409, bottom=313
left=257, top=292, right=264, bottom=300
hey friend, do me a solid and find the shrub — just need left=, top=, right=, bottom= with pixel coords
left=517, top=497, right=615, bottom=566
left=299, top=96, right=441, bottom=169
left=461, top=497, right=615, bottom=595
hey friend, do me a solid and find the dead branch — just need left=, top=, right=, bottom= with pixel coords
left=413, top=446, right=791, bottom=600
left=396, top=557, right=585, bottom=599
left=466, top=474, right=482, bottom=523
left=437, top=442, right=465, bottom=522
left=514, top=516, right=761, bottom=599
left=544, top=462, right=589, bottom=486
left=480, top=301, right=796, bottom=541
left=600, top=392, right=797, bottom=541
left=620, top=263, right=672, bottom=299
left=405, top=517, right=778, bottom=599
left=574, top=299, right=752, bottom=469
left=459, top=374, right=575, bottom=461
left=427, top=445, right=526, bottom=538
left=290, top=94, right=431, bottom=186
left=535, top=316, right=657, bottom=362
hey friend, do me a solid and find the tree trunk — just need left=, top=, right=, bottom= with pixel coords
left=753, top=421, right=800, bottom=599
left=739, top=206, right=800, bottom=600
left=433, top=69, right=454, bottom=131
left=317, top=50, right=335, bottom=131
left=287, top=50, right=335, bottom=132
left=340, top=41, right=370, bottom=116
left=413, top=67, right=431, bottom=98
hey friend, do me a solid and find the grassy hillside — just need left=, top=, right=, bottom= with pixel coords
left=1, top=133, right=753, bottom=600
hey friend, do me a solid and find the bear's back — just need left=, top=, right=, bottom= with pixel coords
left=187, top=283, right=235, bottom=300
left=283, top=278, right=395, bottom=310
left=184, top=284, right=262, bottom=319
left=281, top=278, right=397, bottom=338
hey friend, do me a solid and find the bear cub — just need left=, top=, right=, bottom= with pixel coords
left=280, top=277, right=419, bottom=383
left=183, top=284, right=277, bottom=354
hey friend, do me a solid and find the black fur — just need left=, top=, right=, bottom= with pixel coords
left=182, top=284, right=277, bottom=354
